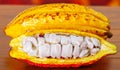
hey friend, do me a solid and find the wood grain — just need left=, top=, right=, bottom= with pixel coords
left=0, top=5, right=120, bottom=70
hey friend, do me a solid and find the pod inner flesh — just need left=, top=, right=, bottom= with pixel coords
left=21, top=33, right=101, bottom=59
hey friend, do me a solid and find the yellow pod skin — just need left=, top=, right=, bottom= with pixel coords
left=5, top=3, right=112, bottom=38
left=9, top=31, right=116, bottom=67
left=5, top=3, right=117, bottom=67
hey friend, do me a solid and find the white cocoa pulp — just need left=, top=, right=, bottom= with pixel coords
left=21, top=33, right=101, bottom=59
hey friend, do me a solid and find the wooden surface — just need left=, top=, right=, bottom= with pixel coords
left=0, top=5, right=120, bottom=70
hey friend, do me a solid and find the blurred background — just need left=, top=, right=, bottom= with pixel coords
left=0, top=0, right=120, bottom=6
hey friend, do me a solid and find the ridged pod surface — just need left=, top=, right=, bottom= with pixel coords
left=5, top=3, right=111, bottom=38
left=5, top=3, right=117, bottom=67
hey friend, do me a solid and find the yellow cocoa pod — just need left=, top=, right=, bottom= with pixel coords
left=5, top=3, right=111, bottom=38
left=9, top=31, right=116, bottom=67
left=5, top=3, right=117, bottom=67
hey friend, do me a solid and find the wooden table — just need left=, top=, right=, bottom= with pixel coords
left=0, top=5, right=120, bottom=70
